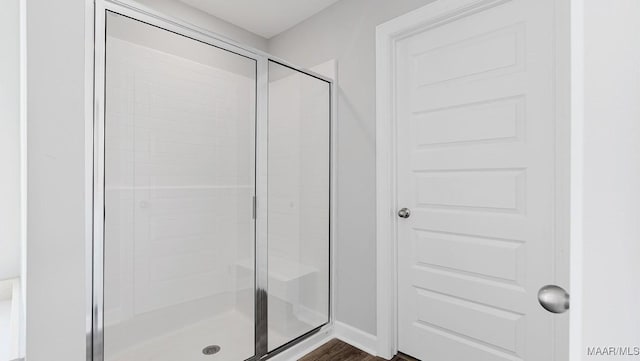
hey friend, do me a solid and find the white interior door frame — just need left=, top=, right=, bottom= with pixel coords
left=375, top=0, right=573, bottom=359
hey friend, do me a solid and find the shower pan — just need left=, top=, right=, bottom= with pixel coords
left=90, top=2, right=333, bottom=361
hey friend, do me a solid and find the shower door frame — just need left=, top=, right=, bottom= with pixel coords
left=89, top=1, right=336, bottom=360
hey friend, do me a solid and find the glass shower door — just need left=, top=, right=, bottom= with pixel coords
left=267, top=61, right=331, bottom=351
left=102, top=12, right=256, bottom=361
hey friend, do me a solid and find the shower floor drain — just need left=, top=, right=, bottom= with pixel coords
left=202, top=345, right=221, bottom=355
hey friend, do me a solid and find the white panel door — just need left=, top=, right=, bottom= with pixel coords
left=396, top=0, right=563, bottom=360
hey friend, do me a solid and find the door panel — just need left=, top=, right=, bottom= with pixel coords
left=396, top=0, right=557, bottom=360
left=266, top=61, right=331, bottom=351
left=103, top=13, right=257, bottom=361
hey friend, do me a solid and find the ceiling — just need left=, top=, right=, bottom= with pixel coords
left=177, top=0, right=342, bottom=38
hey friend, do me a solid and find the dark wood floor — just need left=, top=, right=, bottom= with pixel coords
left=299, top=339, right=420, bottom=361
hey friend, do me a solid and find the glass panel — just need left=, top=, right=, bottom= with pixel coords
left=267, top=61, right=331, bottom=351
left=103, top=12, right=256, bottom=361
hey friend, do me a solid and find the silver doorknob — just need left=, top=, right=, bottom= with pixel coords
left=398, top=208, right=411, bottom=219
left=538, top=285, right=570, bottom=314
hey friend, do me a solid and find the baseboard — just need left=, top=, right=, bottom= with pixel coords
left=333, top=321, right=378, bottom=356
left=267, top=321, right=378, bottom=361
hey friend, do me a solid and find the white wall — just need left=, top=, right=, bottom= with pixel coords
left=0, top=0, right=21, bottom=282
left=581, top=0, right=640, bottom=356
left=135, top=0, right=268, bottom=51
left=25, top=0, right=89, bottom=360
left=267, top=0, right=436, bottom=336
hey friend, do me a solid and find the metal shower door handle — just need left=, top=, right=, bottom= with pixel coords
left=538, top=285, right=570, bottom=314
left=398, top=208, right=411, bottom=218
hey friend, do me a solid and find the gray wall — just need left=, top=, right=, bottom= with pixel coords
left=268, top=0, right=435, bottom=336
left=582, top=0, right=640, bottom=355
left=0, top=0, right=21, bottom=282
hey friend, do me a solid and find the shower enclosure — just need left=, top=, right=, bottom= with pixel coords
left=90, top=2, right=333, bottom=360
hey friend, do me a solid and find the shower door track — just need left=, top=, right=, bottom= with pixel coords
left=88, top=1, right=336, bottom=360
